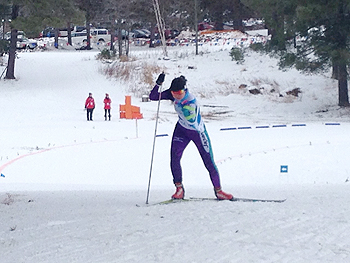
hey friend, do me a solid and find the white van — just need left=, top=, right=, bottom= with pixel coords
left=90, top=28, right=111, bottom=43
left=71, top=28, right=111, bottom=46
left=71, top=30, right=89, bottom=46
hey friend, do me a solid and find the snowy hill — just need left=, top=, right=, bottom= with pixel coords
left=0, top=44, right=350, bottom=262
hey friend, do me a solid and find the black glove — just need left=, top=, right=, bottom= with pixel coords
left=156, top=73, right=165, bottom=85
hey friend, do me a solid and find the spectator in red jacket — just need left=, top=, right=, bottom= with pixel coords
left=85, top=92, right=95, bottom=121
left=103, top=93, right=112, bottom=121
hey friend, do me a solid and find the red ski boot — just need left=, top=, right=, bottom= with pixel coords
left=172, top=183, right=185, bottom=199
left=214, top=187, right=233, bottom=200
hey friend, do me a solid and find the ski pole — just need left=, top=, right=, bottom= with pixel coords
left=146, top=83, right=163, bottom=204
left=0, top=66, right=7, bottom=79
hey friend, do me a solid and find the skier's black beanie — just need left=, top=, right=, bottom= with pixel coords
left=170, top=75, right=187, bottom=91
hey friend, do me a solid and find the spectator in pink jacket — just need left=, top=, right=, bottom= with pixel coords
left=103, top=93, right=111, bottom=121
left=85, top=93, right=95, bottom=121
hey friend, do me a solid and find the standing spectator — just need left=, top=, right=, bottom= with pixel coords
left=103, top=93, right=112, bottom=121
left=85, top=92, right=95, bottom=121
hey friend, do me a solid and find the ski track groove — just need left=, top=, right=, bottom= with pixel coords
left=1, top=189, right=350, bottom=262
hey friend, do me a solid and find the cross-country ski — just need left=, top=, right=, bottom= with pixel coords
left=154, top=197, right=286, bottom=205
left=189, top=197, right=287, bottom=203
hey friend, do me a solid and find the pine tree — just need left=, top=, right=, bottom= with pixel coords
left=244, top=0, right=350, bottom=106
left=243, top=0, right=297, bottom=51
left=200, top=0, right=252, bottom=30
left=288, top=0, right=350, bottom=106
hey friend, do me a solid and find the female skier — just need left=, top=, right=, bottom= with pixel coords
left=149, top=73, right=233, bottom=200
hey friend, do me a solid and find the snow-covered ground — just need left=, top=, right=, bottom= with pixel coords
left=1, top=42, right=350, bottom=262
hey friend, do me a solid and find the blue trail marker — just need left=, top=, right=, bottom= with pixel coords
left=280, top=165, right=288, bottom=173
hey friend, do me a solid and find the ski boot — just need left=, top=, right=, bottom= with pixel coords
left=172, top=183, right=185, bottom=199
left=214, top=187, right=233, bottom=200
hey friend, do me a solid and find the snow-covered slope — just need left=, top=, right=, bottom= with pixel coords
left=1, top=45, right=349, bottom=262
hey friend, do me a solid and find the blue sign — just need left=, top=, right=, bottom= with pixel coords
left=1, top=173, right=5, bottom=178
left=280, top=165, right=288, bottom=173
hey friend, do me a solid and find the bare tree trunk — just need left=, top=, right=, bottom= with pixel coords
left=67, top=22, right=72, bottom=46
left=149, top=26, right=156, bottom=48
left=336, top=2, right=349, bottom=106
left=117, top=27, right=122, bottom=57
left=332, top=63, right=339, bottom=80
left=125, top=30, right=129, bottom=56
left=110, top=32, right=114, bottom=51
left=338, top=63, right=349, bottom=106
left=54, top=28, right=59, bottom=48
left=5, top=28, right=16, bottom=80
left=86, top=23, right=91, bottom=50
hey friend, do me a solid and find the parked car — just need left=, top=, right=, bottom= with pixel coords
left=71, top=30, right=89, bottom=45
left=140, top=29, right=151, bottom=37
left=113, top=29, right=130, bottom=40
left=58, top=27, right=74, bottom=37
left=40, top=27, right=61, bottom=38
left=71, top=28, right=111, bottom=46
left=170, top=29, right=180, bottom=39
left=16, top=37, right=37, bottom=49
left=71, top=31, right=88, bottom=38
left=154, top=27, right=172, bottom=39
left=90, top=28, right=110, bottom=42
left=23, top=38, right=38, bottom=49
left=4, top=31, right=37, bottom=49
left=198, top=22, right=214, bottom=31
left=15, top=38, right=26, bottom=49
left=132, top=29, right=149, bottom=38
left=73, top=26, right=86, bottom=32
left=4, top=30, right=25, bottom=40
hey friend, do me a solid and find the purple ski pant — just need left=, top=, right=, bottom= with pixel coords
left=170, top=123, right=221, bottom=188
